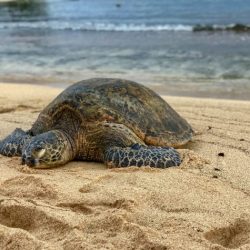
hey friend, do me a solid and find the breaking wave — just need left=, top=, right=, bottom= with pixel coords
left=0, top=21, right=249, bottom=32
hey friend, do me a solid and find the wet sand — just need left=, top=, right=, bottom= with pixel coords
left=0, top=83, right=249, bottom=249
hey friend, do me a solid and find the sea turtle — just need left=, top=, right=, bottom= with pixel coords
left=0, top=78, right=193, bottom=169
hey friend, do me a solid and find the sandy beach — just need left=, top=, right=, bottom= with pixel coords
left=0, top=83, right=249, bottom=250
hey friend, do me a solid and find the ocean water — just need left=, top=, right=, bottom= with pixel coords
left=0, top=0, right=250, bottom=99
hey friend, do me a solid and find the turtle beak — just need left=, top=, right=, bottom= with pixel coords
left=21, top=156, right=40, bottom=167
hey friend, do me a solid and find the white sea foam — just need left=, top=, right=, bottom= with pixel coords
left=1, top=20, right=250, bottom=32
left=0, top=21, right=193, bottom=32
left=1, top=21, right=249, bottom=32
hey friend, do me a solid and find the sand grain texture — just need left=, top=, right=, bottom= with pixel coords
left=0, top=83, right=249, bottom=250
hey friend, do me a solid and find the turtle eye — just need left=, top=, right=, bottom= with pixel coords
left=33, top=148, right=46, bottom=158
left=36, top=146, right=44, bottom=151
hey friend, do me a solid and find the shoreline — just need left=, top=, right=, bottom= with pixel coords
left=1, top=79, right=250, bottom=102
left=0, top=82, right=250, bottom=249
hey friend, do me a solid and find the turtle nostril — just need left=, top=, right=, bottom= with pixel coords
left=30, top=159, right=36, bottom=165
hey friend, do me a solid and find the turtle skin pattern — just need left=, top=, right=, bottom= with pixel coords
left=105, top=144, right=181, bottom=168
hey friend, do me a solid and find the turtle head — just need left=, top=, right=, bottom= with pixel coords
left=21, top=130, right=73, bottom=168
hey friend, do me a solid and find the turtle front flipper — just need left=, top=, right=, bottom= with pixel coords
left=104, top=144, right=181, bottom=168
left=0, top=128, right=32, bottom=157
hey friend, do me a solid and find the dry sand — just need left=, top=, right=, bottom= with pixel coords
left=0, top=83, right=249, bottom=250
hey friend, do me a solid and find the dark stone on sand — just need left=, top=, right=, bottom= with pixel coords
left=218, top=152, right=225, bottom=157
left=214, top=168, right=221, bottom=171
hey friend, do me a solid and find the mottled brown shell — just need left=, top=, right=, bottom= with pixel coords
left=32, top=78, right=193, bottom=147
